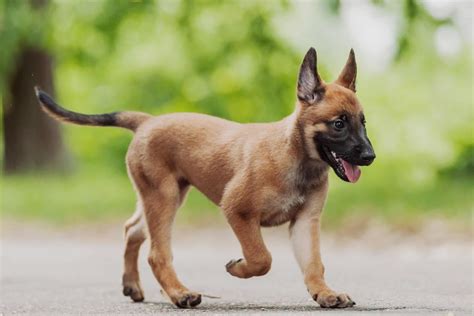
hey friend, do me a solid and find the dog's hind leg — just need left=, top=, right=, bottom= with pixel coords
left=129, top=163, right=200, bottom=308
left=122, top=202, right=147, bottom=302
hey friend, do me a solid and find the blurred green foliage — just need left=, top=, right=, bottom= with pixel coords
left=1, top=0, right=472, bottom=225
left=3, top=170, right=472, bottom=228
left=325, top=0, right=455, bottom=61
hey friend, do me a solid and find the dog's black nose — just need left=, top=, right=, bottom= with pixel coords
left=360, top=151, right=376, bottom=164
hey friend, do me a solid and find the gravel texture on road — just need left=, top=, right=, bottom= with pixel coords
left=1, top=224, right=472, bottom=315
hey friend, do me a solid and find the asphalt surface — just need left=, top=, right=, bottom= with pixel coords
left=1, top=225, right=472, bottom=315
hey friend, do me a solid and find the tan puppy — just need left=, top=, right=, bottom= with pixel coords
left=35, top=47, right=375, bottom=309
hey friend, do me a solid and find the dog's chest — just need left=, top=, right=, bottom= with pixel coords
left=276, top=190, right=306, bottom=213
left=259, top=162, right=327, bottom=227
left=260, top=189, right=306, bottom=227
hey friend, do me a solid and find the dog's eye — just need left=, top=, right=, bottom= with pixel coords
left=334, top=119, right=345, bottom=130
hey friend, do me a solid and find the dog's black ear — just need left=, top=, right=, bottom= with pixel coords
left=297, top=47, right=324, bottom=104
left=336, top=49, right=357, bottom=92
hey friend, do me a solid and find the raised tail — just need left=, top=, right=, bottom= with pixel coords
left=34, top=87, right=151, bottom=131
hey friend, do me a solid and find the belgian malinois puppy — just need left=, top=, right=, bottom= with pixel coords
left=35, top=47, right=375, bottom=309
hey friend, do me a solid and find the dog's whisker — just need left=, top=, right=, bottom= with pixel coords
left=201, top=293, right=222, bottom=299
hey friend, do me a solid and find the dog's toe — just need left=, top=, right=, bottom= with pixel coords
left=317, top=293, right=338, bottom=308
left=314, top=290, right=355, bottom=308
left=123, top=286, right=133, bottom=296
left=225, top=258, right=242, bottom=272
left=122, top=284, right=144, bottom=302
left=336, top=293, right=355, bottom=308
left=175, top=293, right=202, bottom=308
left=122, top=274, right=145, bottom=302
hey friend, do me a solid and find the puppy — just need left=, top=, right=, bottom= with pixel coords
left=35, top=47, right=375, bottom=309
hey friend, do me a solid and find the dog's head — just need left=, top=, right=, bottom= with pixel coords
left=295, top=47, right=375, bottom=183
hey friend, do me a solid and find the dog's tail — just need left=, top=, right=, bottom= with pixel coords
left=34, top=87, right=151, bottom=132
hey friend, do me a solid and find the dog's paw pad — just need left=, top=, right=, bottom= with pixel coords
left=225, top=258, right=242, bottom=271
left=175, top=293, right=202, bottom=308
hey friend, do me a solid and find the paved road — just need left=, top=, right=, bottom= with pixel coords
left=1, top=225, right=472, bottom=315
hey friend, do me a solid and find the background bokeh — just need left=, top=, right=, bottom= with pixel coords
left=1, top=0, right=472, bottom=229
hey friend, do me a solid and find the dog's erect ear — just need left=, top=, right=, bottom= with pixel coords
left=336, top=49, right=357, bottom=92
left=297, top=47, right=324, bottom=104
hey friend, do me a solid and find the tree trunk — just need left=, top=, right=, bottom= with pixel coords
left=3, top=48, right=69, bottom=174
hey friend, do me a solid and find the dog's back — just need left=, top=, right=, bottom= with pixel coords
left=129, top=112, right=289, bottom=205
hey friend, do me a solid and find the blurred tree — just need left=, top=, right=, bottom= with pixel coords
left=394, top=0, right=452, bottom=61
left=3, top=47, right=68, bottom=173
left=2, top=0, right=68, bottom=173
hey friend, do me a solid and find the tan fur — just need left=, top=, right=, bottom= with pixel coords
left=118, top=81, right=362, bottom=308
left=38, top=50, right=363, bottom=309
left=116, top=112, right=151, bottom=131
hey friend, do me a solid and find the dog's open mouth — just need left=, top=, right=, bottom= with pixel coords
left=321, top=146, right=361, bottom=183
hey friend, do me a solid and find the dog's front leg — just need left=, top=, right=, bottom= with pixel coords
left=223, top=211, right=272, bottom=279
left=290, top=183, right=355, bottom=308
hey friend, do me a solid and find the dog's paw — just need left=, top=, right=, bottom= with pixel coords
left=122, top=278, right=145, bottom=302
left=174, top=292, right=202, bottom=308
left=225, top=258, right=243, bottom=272
left=123, top=283, right=145, bottom=302
left=313, top=290, right=355, bottom=308
left=226, top=258, right=248, bottom=278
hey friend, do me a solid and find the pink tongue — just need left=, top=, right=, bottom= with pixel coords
left=341, top=159, right=361, bottom=183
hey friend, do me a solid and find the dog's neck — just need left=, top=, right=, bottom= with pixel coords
left=281, top=106, right=329, bottom=193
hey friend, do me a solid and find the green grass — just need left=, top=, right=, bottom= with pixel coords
left=2, top=166, right=472, bottom=229
left=1, top=170, right=220, bottom=225
left=324, top=175, right=473, bottom=230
